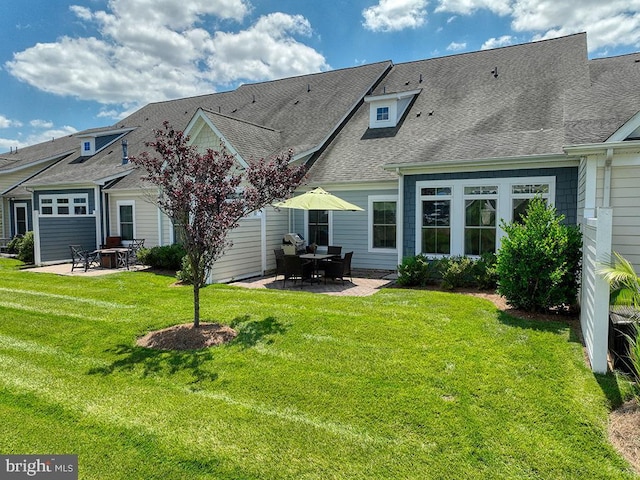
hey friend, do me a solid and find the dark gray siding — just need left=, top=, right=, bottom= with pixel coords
left=402, top=166, right=578, bottom=257
left=35, top=188, right=98, bottom=262
left=39, top=216, right=97, bottom=262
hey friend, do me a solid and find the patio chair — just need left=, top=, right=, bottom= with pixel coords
left=274, top=248, right=285, bottom=280
left=70, top=245, right=100, bottom=272
left=127, top=239, right=145, bottom=267
left=327, top=245, right=342, bottom=258
left=282, top=255, right=313, bottom=288
left=323, top=251, right=353, bottom=284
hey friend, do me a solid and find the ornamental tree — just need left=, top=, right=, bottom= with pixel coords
left=131, top=121, right=306, bottom=327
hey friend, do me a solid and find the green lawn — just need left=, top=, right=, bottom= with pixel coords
left=0, top=258, right=635, bottom=479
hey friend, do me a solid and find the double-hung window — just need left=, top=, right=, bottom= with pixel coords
left=369, top=196, right=397, bottom=251
left=464, top=186, right=497, bottom=256
left=308, top=210, right=329, bottom=246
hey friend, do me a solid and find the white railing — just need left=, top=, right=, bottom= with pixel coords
left=580, top=208, right=612, bottom=373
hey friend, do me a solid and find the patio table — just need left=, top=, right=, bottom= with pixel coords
left=97, top=247, right=129, bottom=269
left=299, top=253, right=335, bottom=282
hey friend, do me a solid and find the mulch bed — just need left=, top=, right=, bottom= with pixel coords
left=136, top=322, right=237, bottom=350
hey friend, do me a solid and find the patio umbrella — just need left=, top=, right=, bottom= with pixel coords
left=275, top=187, right=364, bottom=211
left=275, top=187, right=364, bottom=245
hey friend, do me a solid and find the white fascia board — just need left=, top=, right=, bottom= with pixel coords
left=0, top=150, right=75, bottom=174
left=76, top=127, right=135, bottom=138
left=364, top=89, right=422, bottom=103
left=384, top=153, right=578, bottom=174
left=564, top=140, right=640, bottom=156
left=607, top=110, right=640, bottom=142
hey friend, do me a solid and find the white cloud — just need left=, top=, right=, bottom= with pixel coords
left=29, top=119, right=54, bottom=129
left=481, top=35, right=514, bottom=50
left=0, top=126, right=77, bottom=151
left=0, top=115, right=23, bottom=129
left=436, top=0, right=640, bottom=52
left=362, top=0, right=428, bottom=32
left=512, top=0, right=640, bottom=52
left=5, top=0, right=328, bottom=116
left=446, top=41, right=467, bottom=51
left=435, top=0, right=510, bottom=16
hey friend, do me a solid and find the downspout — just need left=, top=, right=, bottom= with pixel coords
left=603, top=147, right=613, bottom=208
left=396, top=168, right=404, bottom=270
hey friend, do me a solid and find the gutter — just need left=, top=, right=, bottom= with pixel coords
left=384, top=152, right=574, bottom=173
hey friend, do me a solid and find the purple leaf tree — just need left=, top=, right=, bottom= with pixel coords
left=131, top=122, right=307, bottom=327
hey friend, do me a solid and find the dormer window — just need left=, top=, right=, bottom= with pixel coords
left=376, top=107, right=389, bottom=122
left=78, top=136, right=96, bottom=157
left=83, top=141, right=91, bottom=152
left=364, top=89, right=421, bottom=130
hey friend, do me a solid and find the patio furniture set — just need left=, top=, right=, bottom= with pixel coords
left=70, top=237, right=145, bottom=272
left=274, top=245, right=353, bottom=287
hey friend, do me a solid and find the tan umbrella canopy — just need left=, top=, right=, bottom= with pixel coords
left=275, top=187, right=364, bottom=211
left=275, top=187, right=364, bottom=245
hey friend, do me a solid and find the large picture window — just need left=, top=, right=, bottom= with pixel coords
left=464, top=186, right=497, bottom=256
left=416, top=177, right=554, bottom=257
left=39, top=194, right=89, bottom=216
left=420, top=187, right=451, bottom=255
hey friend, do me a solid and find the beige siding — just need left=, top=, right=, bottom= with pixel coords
left=610, top=166, right=640, bottom=267
left=0, top=163, right=53, bottom=237
left=210, top=216, right=263, bottom=283
left=594, top=163, right=640, bottom=268
left=107, top=193, right=160, bottom=246
left=265, top=206, right=290, bottom=272
left=191, top=118, right=223, bottom=151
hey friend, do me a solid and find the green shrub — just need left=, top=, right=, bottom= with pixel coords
left=6, top=232, right=34, bottom=264
left=398, top=255, right=492, bottom=289
left=176, top=255, right=197, bottom=285
left=496, top=197, right=582, bottom=312
left=17, top=232, right=34, bottom=264
left=137, top=244, right=186, bottom=270
left=440, top=256, right=475, bottom=290
left=472, top=252, right=498, bottom=290
left=397, top=254, right=440, bottom=286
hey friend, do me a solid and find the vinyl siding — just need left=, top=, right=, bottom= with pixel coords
left=609, top=166, right=640, bottom=267
left=107, top=193, right=160, bottom=246
left=39, top=216, right=96, bottom=262
left=210, top=216, right=263, bottom=283
left=287, top=188, right=399, bottom=271
left=265, top=206, right=289, bottom=272
left=0, top=163, right=55, bottom=237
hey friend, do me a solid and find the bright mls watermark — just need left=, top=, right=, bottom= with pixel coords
left=0, top=455, right=77, bottom=479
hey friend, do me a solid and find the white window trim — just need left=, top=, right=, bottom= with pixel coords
left=415, top=176, right=555, bottom=257
left=13, top=202, right=28, bottom=235
left=368, top=195, right=398, bottom=253
left=116, top=200, right=136, bottom=243
left=39, top=194, right=90, bottom=217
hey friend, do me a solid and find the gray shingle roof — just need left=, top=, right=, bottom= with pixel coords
left=308, top=33, right=596, bottom=184
left=20, top=61, right=391, bottom=189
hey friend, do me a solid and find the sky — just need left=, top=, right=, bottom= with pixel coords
left=1, top=0, right=640, bottom=152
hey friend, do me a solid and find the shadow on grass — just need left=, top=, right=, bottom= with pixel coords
left=230, top=315, right=289, bottom=349
left=497, top=311, right=582, bottom=343
left=88, top=344, right=218, bottom=384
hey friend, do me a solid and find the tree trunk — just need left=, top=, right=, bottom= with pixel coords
left=193, top=283, right=200, bottom=328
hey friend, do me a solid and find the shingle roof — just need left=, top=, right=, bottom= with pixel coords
left=308, top=33, right=593, bottom=184
left=565, top=52, right=640, bottom=144
left=21, top=61, right=391, bottom=189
